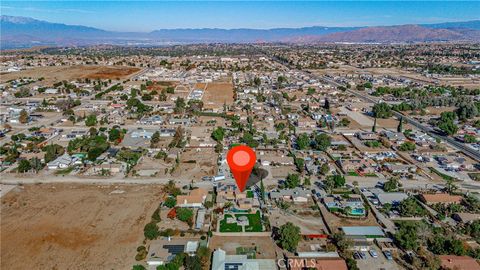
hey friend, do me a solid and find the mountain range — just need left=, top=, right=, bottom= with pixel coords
left=1, top=15, right=480, bottom=49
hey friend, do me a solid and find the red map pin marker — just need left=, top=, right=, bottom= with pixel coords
left=227, top=145, right=256, bottom=192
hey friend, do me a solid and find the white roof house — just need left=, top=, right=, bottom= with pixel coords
left=375, top=192, right=408, bottom=205
left=47, top=153, right=74, bottom=170
left=212, top=249, right=276, bottom=270
left=341, top=226, right=385, bottom=238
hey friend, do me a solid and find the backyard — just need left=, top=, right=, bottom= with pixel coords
left=219, top=211, right=263, bottom=232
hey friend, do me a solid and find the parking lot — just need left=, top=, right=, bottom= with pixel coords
left=355, top=248, right=400, bottom=270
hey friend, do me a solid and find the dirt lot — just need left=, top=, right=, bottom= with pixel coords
left=202, top=82, right=234, bottom=110
left=1, top=184, right=163, bottom=270
left=319, top=204, right=380, bottom=233
left=269, top=209, right=328, bottom=235
left=171, top=148, right=218, bottom=180
left=0, top=65, right=141, bottom=84
left=209, top=236, right=277, bottom=259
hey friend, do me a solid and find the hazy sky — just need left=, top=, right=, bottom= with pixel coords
left=1, top=1, right=479, bottom=31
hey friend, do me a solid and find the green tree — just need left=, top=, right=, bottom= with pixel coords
left=438, top=120, right=458, bottom=135
left=464, top=134, right=477, bottom=143
left=253, top=76, right=261, bottom=87
left=211, top=127, right=225, bottom=142
left=144, top=222, right=159, bottom=240
left=284, top=173, right=300, bottom=189
left=395, top=222, right=419, bottom=250
left=327, top=174, right=345, bottom=188
left=319, top=163, right=329, bottom=175
left=108, top=128, right=122, bottom=142
left=174, top=97, right=186, bottom=113
left=383, top=177, right=399, bottom=192
left=296, top=133, right=310, bottom=150
left=29, top=157, right=43, bottom=173
left=398, top=141, right=416, bottom=151
left=43, top=144, right=65, bottom=163
left=303, top=177, right=311, bottom=186
left=397, top=117, right=404, bottom=133
left=313, top=133, right=331, bottom=151
left=19, top=109, right=29, bottom=124
left=260, top=179, right=265, bottom=201
left=17, top=159, right=31, bottom=173
left=85, top=114, right=97, bottom=126
left=372, top=102, right=392, bottom=118
left=323, top=177, right=335, bottom=193
left=398, top=198, right=426, bottom=217
left=278, top=222, right=301, bottom=252
left=176, top=208, right=194, bottom=224
left=294, top=158, right=304, bottom=173
left=150, top=131, right=160, bottom=147
left=164, top=197, right=177, bottom=208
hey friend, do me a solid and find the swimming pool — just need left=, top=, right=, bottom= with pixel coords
left=349, top=208, right=365, bottom=216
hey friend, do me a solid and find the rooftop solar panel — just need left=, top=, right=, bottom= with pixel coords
left=163, top=244, right=185, bottom=254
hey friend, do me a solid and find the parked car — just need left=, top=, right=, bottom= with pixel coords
left=369, top=250, right=378, bottom=258
left=353, top=252, right=361, bottom=260
left=383, top=251, right=393, bottom=260
left=359, top=251, right=367, bottom=259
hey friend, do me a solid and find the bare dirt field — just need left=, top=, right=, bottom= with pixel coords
left=171, top=148, right=218, bottom=180
left=202, top=82, right=234, bottom=110
left=269, top=209, right=328, bottom=235
left=0, top=65, right=141, bottom=84
left=1, top=183, right=163, bottom=270
left=209, top=236, right=277, bottom=259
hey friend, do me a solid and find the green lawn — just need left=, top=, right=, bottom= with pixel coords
left=219, top=214, right=242, bottom=232
left=347, top=171, right=359, bottom=176
left=237, top=211, right=263, bottom=232
left=219, top=211, right=263, bottom=233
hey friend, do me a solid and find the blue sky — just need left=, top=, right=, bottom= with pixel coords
left=1, top=1, right=479, bottom=31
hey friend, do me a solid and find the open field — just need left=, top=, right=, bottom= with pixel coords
left=171, top=148, right=218, bottom=180
left=269, top=209, right=328, bottom=235
left=1, top=183, right=163, bottom=270
left=202, top=82, right=234, bottom=110
left=0, top=65, right=141, bottom=84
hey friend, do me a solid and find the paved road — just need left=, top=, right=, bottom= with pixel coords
left=344, top=88, right=480, bottom=163
left=0, top=174, right=213, bottom=188
left=314, top=72, right=480, bottom=163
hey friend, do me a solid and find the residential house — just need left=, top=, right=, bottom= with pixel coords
left=176, top=188, right=208, bottom=208
left=47, top=153, right=76, bottom=170
left=356, top=132, right=379, bottom=141
left=211, top=249, right=276, bottom=270
left=420, top=193, right=463, bottom=205
left=270, top=187, right=311, bottom=204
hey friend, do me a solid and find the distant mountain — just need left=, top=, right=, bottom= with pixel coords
left=423, top=20, right=480, bottom=30
left=1, top=15, right=480, bottom=49
left=1, top=15, right=109, bottom=39
left=300, top=24, right=480, bottom=43
left=148, top=27, right=358, bottom=43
